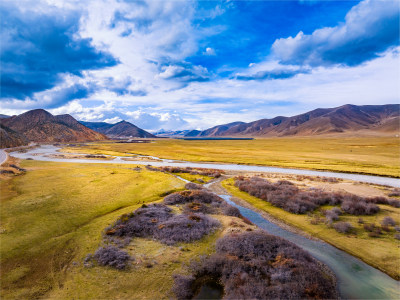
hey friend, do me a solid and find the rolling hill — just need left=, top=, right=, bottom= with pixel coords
left=186, top=104, right=400, bottom=137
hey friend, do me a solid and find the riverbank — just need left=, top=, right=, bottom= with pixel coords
left=219, top=177, right=400, bottom=280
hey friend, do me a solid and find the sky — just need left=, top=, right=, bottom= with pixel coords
left=1, top=0, right=399, bottom=131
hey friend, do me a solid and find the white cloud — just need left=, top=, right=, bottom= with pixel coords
left=272, top=0, right=400, bottom=66
left=204, top=47, right=216, bottom=56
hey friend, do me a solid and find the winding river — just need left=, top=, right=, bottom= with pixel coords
left=220, top=195, right=399, bottom=299
left=9, top=145, right=400, bottom=299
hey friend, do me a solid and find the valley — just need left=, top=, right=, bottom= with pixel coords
left=1, top=143, right=399, bottom=299
left=62, top=137, right=400, bottom=177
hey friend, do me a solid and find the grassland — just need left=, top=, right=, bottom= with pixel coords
left=63, top=136, right=400, bottom=177
left=0, top=160, right=187, bottom=299
left=1, top=159, right=254, bottom=299
left=222, top=178, right=400, bottom=279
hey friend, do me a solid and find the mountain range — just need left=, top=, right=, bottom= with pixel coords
left=80, top=121, right=156, bottom=138
left=1, top=104, right=398, bottom=148
left=186, top=104, right=399, bottom=137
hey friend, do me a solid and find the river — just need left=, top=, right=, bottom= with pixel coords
left=219, top=194, right=399, bottom=299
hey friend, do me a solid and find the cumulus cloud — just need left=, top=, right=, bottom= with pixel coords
left=0, top=1, right=117, bottom=100
left=272, top=0, right=400, bottom=66
left=157, top=63, right=210, bottom=82
left=204, top=47, right=216, bottom=56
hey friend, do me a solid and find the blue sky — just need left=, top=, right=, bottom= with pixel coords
left=1, top=0, right=399, bottom=131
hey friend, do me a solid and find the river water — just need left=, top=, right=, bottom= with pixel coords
left=219, top=195, right=400, bottom=299
left=10, top=145, right=400, bottom=299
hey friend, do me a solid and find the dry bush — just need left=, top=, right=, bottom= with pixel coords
left=388, top=188, right=400, bottom=197
left=363, top=223, right=375, bottom=232
left=164, top=190, right=223, bottom=205
left=333, top=222, right=353, bottom=234
left=381, top=216, right=396, bottom=227
left=94, top=246, right=131, bottom=269
left=157, top=166, right=224, bottom=178
left=163, top=190, right=243, bottom=219
left=369, top=232, right=380, bottom=238
left=105, top=203, right=220, bottom=245
left=234, top=177, right=389, bottom=215
left=173, top=231, right=337, bottom=300
left=172, top=275, right=195, bottom=300
left=324, top=208, right=341, bottom=223
left=185, top=182, right=203, bottom=190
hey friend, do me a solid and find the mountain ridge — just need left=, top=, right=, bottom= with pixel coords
left=186, top=104, right=400, bottom=137
left=81, top=120, right=156, bottom=138
left=0, top=109, right=107, bottom=148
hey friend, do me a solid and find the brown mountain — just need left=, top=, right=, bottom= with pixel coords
left=81, top=120, right=156, bottom=138
left=0, top=109, right=106, bottom=146
left=187, top=104, right=400, bottom=137
left=0, top=124, right=29, bottom=148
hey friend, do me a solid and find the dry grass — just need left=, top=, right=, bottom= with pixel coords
left=0, top=160, right=184, bottom=299
left=63, top=137, right=400, bottom=177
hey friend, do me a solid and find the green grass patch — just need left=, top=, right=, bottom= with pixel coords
left=0, top=161, right=185, bottom=299
left=222, top=178, right=400, bottom=279
left=174, top=172, right=213, bottom=184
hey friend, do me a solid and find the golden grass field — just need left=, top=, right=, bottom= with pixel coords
left=63, top=137, right=400, bottom=177
left=0, top=160, right=184, bottom=298
left=222, top=178, right=400, bottom=279
left=0, top=159, right=253, bottom=299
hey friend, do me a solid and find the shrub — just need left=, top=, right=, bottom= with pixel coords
left=154, top=213, right=220, bottom=245
left=220, top=203, right=242, bottom=218
left=235, top=176, right=387, bottom=216
left=363, top=223, right=375, bottom=232
left=185, top=182, right=203, bottom=190
left=395, top=233, right=400, bottom=240
left=172, top=274, right=195, bottom=300
left=388, top=189, right=400, bottom=197
left=374, top=227, right=382, bottom=235
left=106, top=203, right=220, bottom=245
left=164, top=190, right=223, bottom=206
left=369, top=232, right=380, bottom=238
left=358, top=218, right=364, bottom=224
left=173, top=231, right=337, bottom=300
left=157, top=166, right=224, bottom=178
left=341, top=200, right=379, bottom=215
left=395, top=226, right=400, bottom=232
left=381, top=216, right=396, bottom=227
left=325, top=208, right=340, bottom=222
left=94, top=246, right=130, bottom=269
left=183, top=202, right=215, bottom=214
left=106, top=203, right=173, bottom=238
left=333, top=222, right=352, bottom=234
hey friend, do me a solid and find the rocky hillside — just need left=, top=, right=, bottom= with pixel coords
left=0, top=109, right=106, bottom=147
left=0, top=124, right=29, bottom=148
